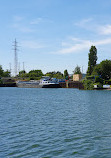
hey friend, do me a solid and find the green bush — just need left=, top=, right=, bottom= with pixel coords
left=83, top=80, right=94, bottom=90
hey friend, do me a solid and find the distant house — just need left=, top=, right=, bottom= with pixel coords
left=73, top=74, right=82, bottom=81
left=73, top=73, right=86, bottom=81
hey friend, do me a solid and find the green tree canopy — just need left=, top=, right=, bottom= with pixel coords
left=28, top=70, right=43, bottom=78
left=87, top=46, right=97, bottom=76
left=0, top=65, right=10, bottom=77
left=19, top=70, right=26, bottom=75
left=73, top=66, right=81, bottom=74
left=18, top=70, right=27, bottom=78
left=92, top=59, right=111, bottom=80
left=64, top=69, right=69, bottom=79
left=3, top=70, right=10, bottom=77
left=45, top=71, right=63, bottom=79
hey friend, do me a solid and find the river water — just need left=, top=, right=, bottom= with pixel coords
left=0, top=87, right=111, bottom=158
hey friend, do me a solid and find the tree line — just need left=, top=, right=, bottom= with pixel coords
left=83, top=45, right=111, bottom=89
left=0, top=64, right=82, bottom=81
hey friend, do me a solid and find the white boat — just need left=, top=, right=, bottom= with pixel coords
left=39, top=76, right=61, bottom=88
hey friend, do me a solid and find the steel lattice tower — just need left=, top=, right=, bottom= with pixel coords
left=13, top=39, right=18, bottom=77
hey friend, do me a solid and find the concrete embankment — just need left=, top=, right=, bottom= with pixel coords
left=59, top=81, right=84, bottom=89
left=0, top=83, right=17, bottom=87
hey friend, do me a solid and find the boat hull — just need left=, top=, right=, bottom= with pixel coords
left=41, top=84, right=61, bottom=88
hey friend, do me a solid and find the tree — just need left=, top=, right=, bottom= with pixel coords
left=3, top=70, right=10, bottom=77
left=64, top=69, right=69, bottom=79
left=92, top=60, right=111, bottom=80
left=0, top=65, right=4, bottom=77
left=45, top=71, right=63, bottom=79
left=19, top=70, right=26, bottom=75
left=73, top=66, right=81, bottom=74
left=19, top=70, right=27, bottom=78
left=0, top=65, right=10, bottom=77
left=92, top=64, right=101, bottom=76
left=28, top=70, right=43, bottom=79
left=53, top=71, right=63, bottom=79
left=87, top=46, right=97, bottom=76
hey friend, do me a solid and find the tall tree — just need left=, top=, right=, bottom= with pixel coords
left=87, top=46, right=97, bottom=76
left=64, top=69, right=69, bottom=79
left=0, top=65, right=4, bottom=77
left=73, top=65, right=81, bottom=74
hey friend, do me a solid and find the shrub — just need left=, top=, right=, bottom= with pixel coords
left=83, top=80, right=94, bottom=90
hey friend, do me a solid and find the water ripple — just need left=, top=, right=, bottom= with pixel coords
left=0, top=88, right=111, bottom=158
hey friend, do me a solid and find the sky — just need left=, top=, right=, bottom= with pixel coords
left=1, top=0, right=111, bottom=75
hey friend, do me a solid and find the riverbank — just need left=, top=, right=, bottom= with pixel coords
left=0, top=78, right=84, bottom=89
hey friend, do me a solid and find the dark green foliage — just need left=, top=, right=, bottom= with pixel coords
left=0, top=65, right=4, bottom=77
left=29, top=70, right=43, bottom=77
left=0, top=65, right=10, bottom=77
left=18, top=70, right=43, bottom=80
left=86, top=75, right=95, bottom=80
left=2, top=70, right=10, bottom=77
left=95, top=76, right=103, bottom=84
left=87, top=46, right=97, bottom=76
left=19, top=70, right=26, bottom=75
left=82, top=80, right=94, bottom=90
left=64, top=69, right=69, bottom=79
left=28, top=70, right=43, bottom=80
left=18, top=70, right=27, bottom=78
left=73, top=66, right=81, bottom=74
left=99, top=60, right=111, bottom=80
left=92, top=60, right=111, bottom=80
left=92, top=64, right=101, bottom=76
left=46, top=71, right=63, bottom=79
left=0, top=79, right=3, bottom=84
left=104, top=79, right=111, bottom=85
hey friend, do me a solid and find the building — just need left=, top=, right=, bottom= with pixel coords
left=73, top=74, right=82, bottom=81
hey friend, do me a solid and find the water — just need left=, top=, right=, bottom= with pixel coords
left=0, top=87, right=111, bottom=158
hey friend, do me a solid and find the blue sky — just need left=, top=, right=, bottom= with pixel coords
left=1, top=0, right=111, bottom=75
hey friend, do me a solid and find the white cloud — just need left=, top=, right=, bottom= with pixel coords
left=75, top=18, right=93, bottom=27
left=98, top=25, right=111, bottom=35
left=75, top=18, right=111, bottom=36
left=94, top=38, right=111, bottom=45
left=54, top=38, right=111, bottom=54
